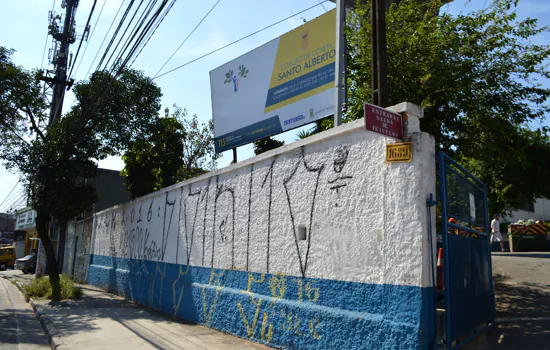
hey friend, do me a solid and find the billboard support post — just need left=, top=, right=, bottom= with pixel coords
left=371, top=0, right=389, bottom=107
left=334, top=0, right=346, bottom=126
left=232, top=148, right=237, bottom=164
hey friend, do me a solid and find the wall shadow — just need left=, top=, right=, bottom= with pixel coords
left=464, top=274, right=550, bottom=349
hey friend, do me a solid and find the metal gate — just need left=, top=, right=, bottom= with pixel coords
left=439, top=152, right=495, bottom=349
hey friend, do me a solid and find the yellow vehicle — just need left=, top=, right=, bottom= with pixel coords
left=0, top=245, right=15, bottom=271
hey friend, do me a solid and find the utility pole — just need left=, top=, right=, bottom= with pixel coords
left=40, top=0, right=79, bottom=127
left=35, top=0, right=79, bottom=279
left=333, top=0, right=346, bottom=127
left=371, top=0, right=389, bottom=107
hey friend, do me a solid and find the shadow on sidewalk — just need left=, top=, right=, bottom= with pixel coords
left=7, top=272, right=269, bottom=350
left=30, top=284, right=262, bottom=349
left=465, top=275, right=550, bottom=350
left=0, top=308, right=51, bottom=346
left=38, top=286, right=201, bottom=335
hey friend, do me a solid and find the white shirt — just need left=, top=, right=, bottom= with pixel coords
left=491, top=219, right=500, bottom=233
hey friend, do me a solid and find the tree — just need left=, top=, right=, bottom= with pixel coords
left=295, top=119, right=332, bottom=141
left=253, top=136, right=285, bottom=155
left=0, top=46, right=162, bottom=298
left=122, top=105, right=218, bottom=199
left=345, top=0, right=550, bottom=214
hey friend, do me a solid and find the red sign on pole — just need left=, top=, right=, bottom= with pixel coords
left=364, top=102, right=403, bottom=140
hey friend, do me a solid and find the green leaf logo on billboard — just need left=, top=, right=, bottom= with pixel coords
left=224, top=64, right=249, bottom=92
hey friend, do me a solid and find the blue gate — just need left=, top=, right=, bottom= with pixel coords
left=439, top=152, right=495, bottom=349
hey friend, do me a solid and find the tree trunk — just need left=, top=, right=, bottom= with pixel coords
left=35, top=208, right=61, bottom=300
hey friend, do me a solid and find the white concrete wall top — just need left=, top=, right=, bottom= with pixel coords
left=92, top=118, right=436, bottom=288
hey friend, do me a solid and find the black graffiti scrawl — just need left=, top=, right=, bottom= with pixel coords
left=161, top=192, right=177, bottom=261
left=284, top=147, right=324, bottom=278
left=212, top=175, right=235, bottom=268
left=178, top=184, right=202, bottom=265
left=328, top=145, right=353, bottom=207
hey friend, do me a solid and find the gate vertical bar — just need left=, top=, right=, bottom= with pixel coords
left=439, top=151, right=452, bottom=348
left=484, top=183, right=496, bottom=325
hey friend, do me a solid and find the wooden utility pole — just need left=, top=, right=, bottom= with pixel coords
left=371, top=0, right=389, bottom=107
left=331, top=0, right=389, bottom=116
left=334, top=0, right=346, bottom=127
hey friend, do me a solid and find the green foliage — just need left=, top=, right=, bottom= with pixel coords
left=25, top=68, right=161, bottom=221
left=24, top=275, right=82, bottom=300
left=346, top=0, right=550, bottom=214
left=296, top=119, right=333, bottom=140
left=0, top=47, right=162, bottom=298
left=253, top=137, right=285, bottom=155
left=122, top=105, right=217, bottom=199
left=0, top=47, right=48, bottom=171
left=296, top=128, right=317, bottom=140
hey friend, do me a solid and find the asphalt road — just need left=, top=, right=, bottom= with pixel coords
left=0, top=272, right=49, bottom=350
left=466, top=252, right=550, bottom=350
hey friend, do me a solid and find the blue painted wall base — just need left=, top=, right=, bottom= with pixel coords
left=88, top=255, right=435, bottom=349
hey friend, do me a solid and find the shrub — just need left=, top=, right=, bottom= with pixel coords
left=24, top=274, right=82, bottom=300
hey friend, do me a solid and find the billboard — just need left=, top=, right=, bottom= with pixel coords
left=210, top=10, right=336, bottom=153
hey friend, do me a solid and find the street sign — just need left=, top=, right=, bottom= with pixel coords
left=386, top=142, right=412, bottom=163
left=364, top=102, right=403, bottom=140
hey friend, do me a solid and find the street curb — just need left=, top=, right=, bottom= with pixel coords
left=3, top=275, right=69, bottom=350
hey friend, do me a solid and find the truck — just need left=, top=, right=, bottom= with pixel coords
left=0, top=244, right=16, bottom=271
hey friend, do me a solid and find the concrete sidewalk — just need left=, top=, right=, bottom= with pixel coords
left=0, top=276, right=49, bottom=349
left=8, top=272, right=270, bottom=350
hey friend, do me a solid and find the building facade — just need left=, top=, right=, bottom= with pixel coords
left=506, top=198, right=550, bottom=223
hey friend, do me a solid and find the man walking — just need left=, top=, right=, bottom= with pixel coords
left=491, top=214, right=506, bottom=252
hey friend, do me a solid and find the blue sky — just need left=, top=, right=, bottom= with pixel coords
left=0, top=0, right=548, bottom=212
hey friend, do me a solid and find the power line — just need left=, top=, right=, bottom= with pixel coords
left=69, top=0, right=107, bottom=79
left=117, top=0, right=175, bottom=71
left=68, top=0, right=98, bottom=79
left=129, top=0, right=177, bottom=67
left=84, top=0, right=128, bottom=80
left=153, top=0, right=221, bottom=78
left=154, top=1, right=329, bottom=80
left=102, top=0, right=149, bottom=72
left=317, top=0, right=328, bottom=12
left=1, top=190, right=25, bottom=213
left=72, top=0, right=176, bottom=136
left=40, top=0, right=57, bottom=71
left=1, top=189, right=23, bottom=210
left=79, top=0, right=175, bottom=118
left=6, top=197, right=27, bottom=213
left=0, top=180, right=20, bottom=209
left=71, top=0, right=107, bottom=80
left=96, top=0, right=137, bottom=71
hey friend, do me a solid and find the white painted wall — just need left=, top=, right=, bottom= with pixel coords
left=64, top=218, right=93, bottom=283
left=506, top=198, right=550, bottom=223
left=91, top=119, right=436, bottom=288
